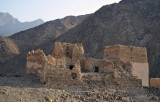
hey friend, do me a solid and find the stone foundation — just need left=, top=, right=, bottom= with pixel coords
left=150, top=78, right=160, bottom=89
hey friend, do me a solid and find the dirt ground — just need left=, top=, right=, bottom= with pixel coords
left=0, top=75, right=160, bottom=102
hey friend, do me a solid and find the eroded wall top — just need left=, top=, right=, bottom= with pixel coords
left=52, top=42, right=85, bottom=59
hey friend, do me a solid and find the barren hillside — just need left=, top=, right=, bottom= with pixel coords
left=0, top=15, right=89, bottom=75
left=56, top=0, right=160, bottom=77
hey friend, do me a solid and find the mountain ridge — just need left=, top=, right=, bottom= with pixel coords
left=1, top=0, right=160, bottom=78
left=0, top=12, right=44, bottom=36
left=0, top=14, right=89, bottom=75
left=55, top=0, right=160, bottom=77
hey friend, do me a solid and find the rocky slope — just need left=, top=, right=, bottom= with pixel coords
left=1, top=0, right=160, bottom=78
left=0, top=12, right=44, bottom=36
left=0, top=37, right=19, bottom=63
left=56, top=0, right=160, bottom=77
left=0, top=15, right=89, bottom=75
left=0, top=37, right=21, bottom=73
left=10, top=15, right=89, bottom=52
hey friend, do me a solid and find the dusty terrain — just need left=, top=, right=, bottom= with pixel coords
left=0, top=75, right=159, bottom=102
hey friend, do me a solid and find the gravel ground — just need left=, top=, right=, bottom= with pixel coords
left=0, top=75, right=159, bottom=102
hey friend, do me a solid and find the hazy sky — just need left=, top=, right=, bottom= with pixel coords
left=0, top=0, right=121, bottom=22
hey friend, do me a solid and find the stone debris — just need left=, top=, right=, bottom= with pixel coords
left=0, top=76, right=159, bottom=102
left=26, top=42, right=149, bottom=88
left=152, top=96, right=159, bottom=101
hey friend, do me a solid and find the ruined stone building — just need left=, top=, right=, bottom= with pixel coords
left=26, top=42, right=149, bottom=88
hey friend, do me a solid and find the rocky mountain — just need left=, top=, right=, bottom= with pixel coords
left=0, top=36, right=19, bottom=62
left=1, top=0, right=160, bottom=78
left=0, top=12, right=44, bottom=36
left=0, top=37, right=20, bottom=73
left=0, top=14, right=89, bottom=75
left=10, top=15, right=89, bottom=52
left=55, top=0, right=160, bottom=77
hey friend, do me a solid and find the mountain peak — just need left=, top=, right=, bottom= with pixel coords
left=0, top=12, right=44, bottom=36
left=0, top=12, right=19, bottom=26
left=31, top=19, right=44, bottom=24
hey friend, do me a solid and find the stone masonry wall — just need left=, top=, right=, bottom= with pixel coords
left=104, top=45, right=149, bottom=86
left=43, top=60, right=82, bottom=88
left=26, top=50, right=82, bottom=88
left=83, top=58, right=115, bottom=73
left=150, top=78, right=160, bottom=89
left=52, top=42, right=85, bottom=59
left=104, top=45, right=148, bottom=63
left=26, top=50, right=47, bottom=80
left=26, top=42, right=146, bottom=88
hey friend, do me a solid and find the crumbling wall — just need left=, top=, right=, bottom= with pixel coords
left=26, top=49, right=82, bottom=88
left=115, top=77, right=142, bottom=88
left=26, top=50, right=47, bottom=80
left=52, top=42, right=64, bottom=58
left=150, top=78, right=160, bottom=89
left=72, top=44, right=85, bottom=59
left=65, top=57, right=78, bottom=70
left=26, top=42, right=146, bottom=88
left=46, top=55, right=66, bottom=68
left=83, top=58, right=99, bottom=72
left=104, top=45, right=149, bottom=87
left=81, top=73, right=115, bottom=86
left=83, top=58, right=115, bottom=73
left=43, top=60, right=82, bottom=88
left=52, top=42, right=85, bottom=59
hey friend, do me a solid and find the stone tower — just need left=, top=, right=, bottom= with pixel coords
left=104, top=45, right=149, bottom=86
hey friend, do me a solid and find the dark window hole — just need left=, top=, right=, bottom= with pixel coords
left=94, top=66, right=99, bottom=72
left=69, top=65, right=74, bottom=70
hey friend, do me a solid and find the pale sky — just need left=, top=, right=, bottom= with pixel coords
left=0, top=0, right=121, bottom=22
